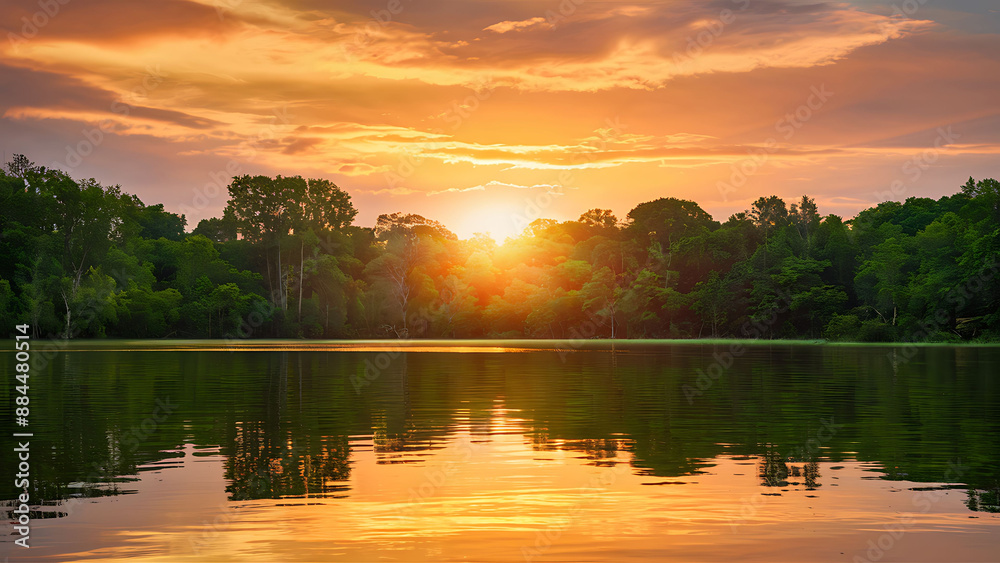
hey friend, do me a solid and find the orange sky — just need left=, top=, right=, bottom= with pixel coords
left=2, top=0, right=999, bottom=239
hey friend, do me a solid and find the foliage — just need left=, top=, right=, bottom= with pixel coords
left=2, top=153, right=998, bottom=341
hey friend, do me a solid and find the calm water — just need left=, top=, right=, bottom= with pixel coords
left=2, top=341, right=999, bottom=562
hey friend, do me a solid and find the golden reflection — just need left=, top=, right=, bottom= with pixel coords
left=226, top=421, right=351, bottom=500
left=757, top=447, right=822, bottom=490
left=25, top=413, right=1000, bottom=562
left=55, top=340, right=608, bottom=353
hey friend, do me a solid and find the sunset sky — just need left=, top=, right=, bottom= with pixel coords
left=2, top=0, right=999, bottom=239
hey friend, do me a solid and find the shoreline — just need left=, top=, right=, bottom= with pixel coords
left=4, top=337, right=1000, bottom=351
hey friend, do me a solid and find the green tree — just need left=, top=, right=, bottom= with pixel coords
left=692, top=270, right=732, bottom=337
left=855, top=237, right=912, bottom=327
left=581, top=266, right=621, bottom=338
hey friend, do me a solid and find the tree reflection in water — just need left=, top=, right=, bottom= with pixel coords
left=758, top=447, right=820, bottom=490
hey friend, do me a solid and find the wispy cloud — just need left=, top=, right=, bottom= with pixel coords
left=484, top=17, right=549, bottom=34
left=429, top=180, right=561, bottom=195
left=0, top=0, right=997, bottom=232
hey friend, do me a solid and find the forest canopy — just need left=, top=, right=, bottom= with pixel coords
left=1, top=154, right=998, bottom=342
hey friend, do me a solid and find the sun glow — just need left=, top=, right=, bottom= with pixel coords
left=455, top=202, right=530, bottom=242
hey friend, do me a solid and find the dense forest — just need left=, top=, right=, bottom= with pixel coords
left=1, top=154, right=997, bottom=342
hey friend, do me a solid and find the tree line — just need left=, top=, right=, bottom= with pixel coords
left=1, top=154, right=997, bottom=342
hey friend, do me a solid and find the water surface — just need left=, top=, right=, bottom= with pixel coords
left=2, top=341, right=999, bottom=562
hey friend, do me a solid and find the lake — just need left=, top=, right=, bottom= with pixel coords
left=2, top=341, right=999, bottom=562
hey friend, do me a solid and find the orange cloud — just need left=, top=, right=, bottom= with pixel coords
left=484, top=17, right=549, bottom=34
left=0, top=0, right=997, bottom=234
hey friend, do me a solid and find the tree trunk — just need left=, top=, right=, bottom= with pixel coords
left=401, top=293, right=408, bottom=331
left=61, top=291, right=71, bottom=339
left=277, top=244, right=285, bottom=311
left=396, top=273, right=409, bottom=331
left=298, top=238, right=304, bottom=322
left=266, top=254, right=274, bottom=305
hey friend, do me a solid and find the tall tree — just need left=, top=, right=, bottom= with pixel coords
left=225, top=175, right=297, bottom=310
left=290, top=177, right=358, bottom=322
left=581, top=266, right=621, bottom=338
